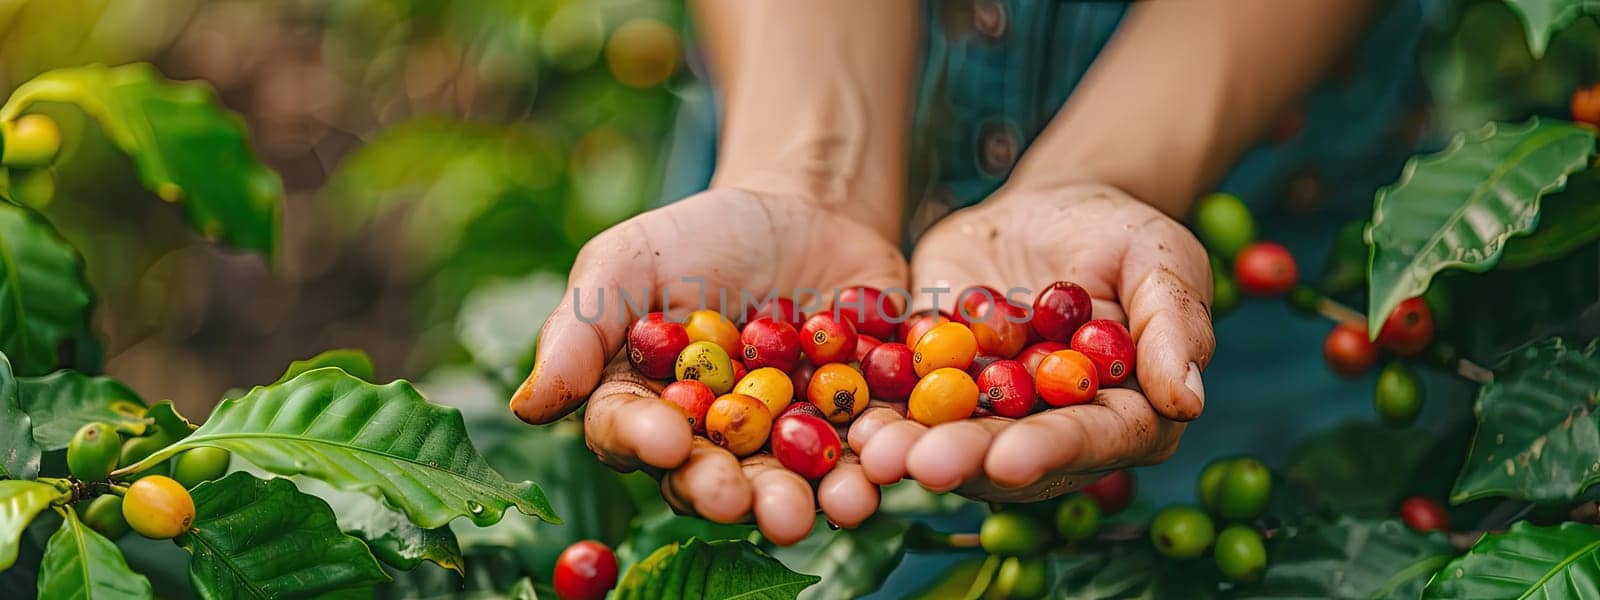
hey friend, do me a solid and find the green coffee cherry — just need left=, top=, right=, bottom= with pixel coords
left=1210, top=255, right=1239, bottom=316
left=9, top=168, right=54, bottom=209
left=119, top=435, right=172, bottom=481
left=980, top=512, right=1042, bottom=556
left=1150, top=505, right=1215, bottom=559
left=172, top=447, right=231, bottom=488
left=1198, top=458, right=1233, bottom=511
left=1214, top=525, right=1267, bottom=583
left=67, top=422, right=121, bottom=482
left=1375, top=361, right=1422, bottom=426
left=1054, top=494, right=1100, bottom=541
left=81, top=495, right=130, bottom=540
left=992, top=556, right=1047, bottom=599
left=1214, top=458, right=1272, bottom=521
left=1193, top=193, right=1256, bottom=257
left=2, top=114, right=62, bottom=168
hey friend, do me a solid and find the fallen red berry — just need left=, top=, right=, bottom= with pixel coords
left=1070, top=320, right=1136, bottom=385
left=627, top=313, right=690, bottom=379
left=977, top=360, right=1036, bottom=418
left=553, top=540, right=618, bottom=600
left=1031, top=281, right=1093, bottom=343
left=771, top=414, right=843, bottom=478
left=1233, top=242, right=1298, bottom=296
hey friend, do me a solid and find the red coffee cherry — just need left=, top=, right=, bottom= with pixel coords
left=778, top=401, right=827, bottom=421
left=788, top=360, right=817, bottom=400
left=1399, top=497, right=1449, bottom=533
left=1035, top=350, right=1099, bottom=407
left=966, top=355, right=1002, bottom=380
left=739, top=317, right=802, bottom=372
left=801, top=313, right=859, bottom=365
left=553, top=540, right=618, bottom=600
left=1323, top=320, right=1377, bottom=377
left=976, top=360, right=1036, bottom=418
left=1233, top=242, right=1298, bottom=296
left=1376, top=297, right=1434, bottom=357
left=1081, top=469, right=1135, bottom=515
left=627, top=313, right=691, bottom=379
left=833, top=286, right=902, bottom=340
left=854, top=334, right=882, bottom=364
left=771, top=414, right=843, bottom=479
left=1070, top=320, right=1136, bottom=386
left=954, top=287, right=1030, bottom=359
left=1031, top=281, right=1093, bottom=343
left=1573, top=83, right=1600, bottom=127
left=744, top=296, right=805, bottom=330
left=1017, top=341, right=1068, bottom=376
left=861, top=342, right=917, bottom=402
left=900, top=309, right=952, bottom=348
left=661, top=380, right=716, bottom=435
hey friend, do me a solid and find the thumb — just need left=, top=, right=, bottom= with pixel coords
left=1122, top=244, right=1215, bottom=422
left=511, top=223, right=657, bottom=424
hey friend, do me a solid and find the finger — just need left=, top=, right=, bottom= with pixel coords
left=817, top=455, right=878, bottom=528
left=858, top=419, right=928, bottom=485
left=984, top=388, right=1184, bottom=488
left=742, top=455, right=818, bottom=546
left=1121, top=228, right=1214, bottom=421
left=581, top=357, right=692, bottom=470
left=905, top=419, right=1007, bottom=493
left=847, top=403, right=905, bottom=454
left=663, top=439, right=753, bottom=524
left=511, top=220, right=657, bottom=424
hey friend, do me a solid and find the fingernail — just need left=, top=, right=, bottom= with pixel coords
left=1184, top=362, right=1205, bottom=404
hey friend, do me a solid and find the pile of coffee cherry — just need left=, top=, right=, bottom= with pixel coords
left=625, top=283, right=1136, bottom=480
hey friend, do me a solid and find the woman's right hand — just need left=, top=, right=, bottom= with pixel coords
left=509, top=189, right=907, bottom=545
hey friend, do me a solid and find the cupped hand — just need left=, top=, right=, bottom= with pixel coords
left=510, top=189, right=906, bottom=544
left=850, top=184, right=1214, bottom=502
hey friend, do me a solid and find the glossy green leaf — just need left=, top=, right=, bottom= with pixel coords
left=1501, top=169, right=1600, bottom=268
left=1284, top=421, right=1434, bottom=517
left=1424, top=521, right=1600, bottom=598
left=1431, top=245, right=1598, bottom=363
left=275, top=349, right=376, bottom=385
left=0, top=353, right=39, bottom=479
left=37, top=509, right=152, bottom=599
left=0, top=479, right=69, bottom=570
left=1239, top=517, right=1456, bottom=599
left=313, top=479, right=464, bottom=576
left=123, top=367, right=557, bottom=528
left=616, top=538, right=819, bottom=600
left=0, top=201, right=93, bottom=377
left=510, top=577, right=540, bottom=599
left=0, top=63, right=282, bottom=254
left=1453, top=337, right=1600, bottom=503
left=1046, top=541, right=1221, bottom=599
left=615, top=512, right=757, bottom=578
left=19, top=370, right=146, bottom=450
left=1504, top=0, right=1600, bottom=57
left=179, top=472, right=389, bottom=598
left=769, top=517, right=909, bottom=600
left=1365, top=119, right=1595, bottom=339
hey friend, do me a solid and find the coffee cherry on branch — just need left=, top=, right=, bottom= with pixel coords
left=684, top=310, right=741, bottom=356
left=1399, top=496, right=1449, bottom=533
left=1031, top=281, right=1094, bottom=343
left=1233, top=242, right=1298, bottom=296
left=553, top=540, right=618, bottom=600
left=1209, top=457, right=1272, bottom=521
left=801, top=313, right=858, bottom=366
left=628, top=313, right=690, bottom=379
left=171, top=447, right=231, bottom=488
left=976, top=359, right=1036, bottom=418
left=1055, top=494, right=1100, bottom=541
left=1214, top=525, right=1267, bottom=583
left=980, top=512, right=1042, bottom=556
left=1573, top=83, right=1600, bottom=127
left=993, top=557, right=1047, bottom=600
left=861, top=343, right=917, bottom=402
left=1070, top=320, right=1135, bottom=386
left=807, top=363, right=869, bottom=424
left=1376, top=296, right=1434, bottom=357
left=912, top=322, right=978, bottom=377
left=1035, top=350, right=1098, bottom=407
left=67, top=422, right=121, bottom=482
left=771, top=414, right=842, bottom=479
left=908, top=368, right=979, bottom=426
left=675, top=341, right=736, bottom=394
left=1150, top=505, right=1215, bottom=559
left=661, top=380, right=716, bottom=434
left=1081, top=469, right=1135, bottom=515
left=122, top=476, right=196, bottom=539
left=82, top=495, right=130, bottom=539
left=739, top=317, right=801, bottom=372
left=1323, top=320, right=1377, bottom=378
left=705, top=394, right=772, bottom=456
left=1375, top=361, right=1422, bottom=426
left=1193, top=192, right=1256, bottom=258
left=2, top=114, right=62, bottom=169
left=733, top=367, right=793, bottom=416
left=833, top=286, right=902, bottom=340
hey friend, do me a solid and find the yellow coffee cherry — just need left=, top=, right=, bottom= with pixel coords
left=675, top=341, right=735, bottom=394
left=734, top=367, right=793, bottom=416
left=706, top=394, right=772, bottom=456
left=912, top=322, right=978, bottom=377
left=684, top=310, right=741, bottom=357
left=909, top=368, right=979, bottom=426
left=121, top=475, right=196, bottom=539
left=806, top=363, right=869, bottom=424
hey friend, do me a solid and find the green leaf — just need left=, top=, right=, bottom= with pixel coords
left=275, top=349, right=376, bottom=385
left=1366, top=118, right=1596, bottom=339
left=1046, top=541, right=1222, bottom=599
left=179, top=472, right=390, bottom=598
left=768, top=517, right=909, bottom=600
left=1284, top=421, right=1435, bottom=517
left=18, top=370, right=146, bottom=451
left=1424, top=521, right=1600, bottom=598
left=616, top=511, right=757, bottom=578
left=0, top=201, right=93, bottom=377
left=616, top=539, right=819, bottom=600
left=0, top=63, right=282, bottom=254
left=1452, top=337, right=1600, bottom=503
left=0, top=352, right=40, bottom=479
left=37, top=508, right=152, bottom=599
left=1431, top=245, right=1598, bottom=363
left=906, top=557, right=986, bottom=600
left=0, top=479, right=69, bottom=570
left=123, top=367, right=557, bottom=528
left=305, top=478, right=464, bottom=576
left=1501, top=169, right=1600, bottom=268
left=1504, top=0, right=1600, bottom=57
left=1239, top=517, right=1456, bottom=599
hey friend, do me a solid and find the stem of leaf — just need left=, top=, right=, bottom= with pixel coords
left=962, top=555, right=1000, bottom=600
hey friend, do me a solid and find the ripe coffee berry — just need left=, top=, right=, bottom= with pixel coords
left=912, top=322, right=978, bottom=377
left=960, top=293, right=1030, bottom=359
left=730, top=361, right=748, bottom=384
left=627, top=313, right=690, bottom=379
left=705, top=394, right=772, bottom=456
left=854, top=335, right=882, bottom=363
left=807, top=363, right=870, bottom=423
left=861, top=343, right=917, bottom=402
left=833, top=286, right=902, bottom=340
left=1071, top=320, right=1135, bottom=386
left=801, top=313, right=858, bottom=365
left=900, top=310, right=951, bottom=347
left=745, top=296, right=805, bottom=330
left=661, top=380, right=716, bottom=434
left=675, top=341, right=736, bottom=394
left=1573, top=83, right=1600, bottom=127
left=788, top=360, right=816, bottom=400
left=1323, top=320, right=1377, bottom=377
left=1399, top=496, right=1449, bottom=532
left=908, top=367, right=979, bottom=426
left=771, top=414, right=842, bottom=478
left=122, top=475, right=195, bottom=539
left=734, top=367, right=793, bottom=416
left=778, top=401, right=827, bottom=421
left=1031, top=281, right=1094, bottom=343
left=1017, top=341, right=1068, bottom=375
left=684, top=310, right=741, bottom=356
left=1376, top=296, right=1434, bottom=356
left=954, top=286, right=1004, bottom=323
left=553, top=540, right=618, bottom=600
left=977, top=360, right=1036, bottom=418
left=1234, top=241, right=1298, bottom=296
left=1081, top=469, right=1135, bottom=515
left=740, top=317, right=800, bottom=372
left=1035, top=350, right=1098, bottom=407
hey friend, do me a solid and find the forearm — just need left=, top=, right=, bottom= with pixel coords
left=1010, top=0, right=1377, bottom=216
left=692, top=0, right=918, bottom=242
